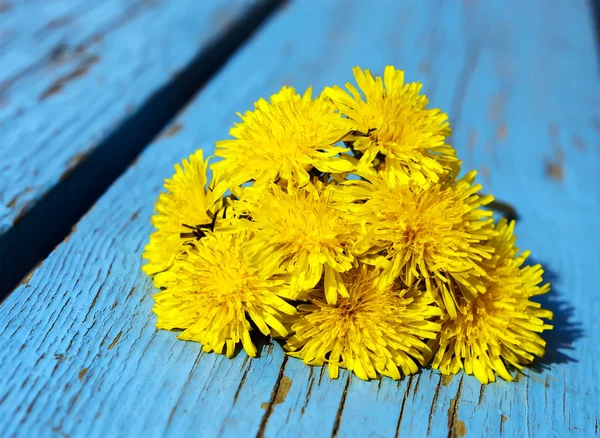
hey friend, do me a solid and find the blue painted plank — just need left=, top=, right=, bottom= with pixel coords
left=0, top=0, right=598, bottom=437
left=0, top=0, right=150, bottom=85
left=0, top=0, right=261, bottom=235
left=0, top=0, right=279, bottom=298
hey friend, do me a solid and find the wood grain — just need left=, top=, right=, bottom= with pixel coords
left=0, top=0, right=598, bottom=436
left=0, top=0, right=261, bottom=235
left=0, top=0, right=280, bottom=298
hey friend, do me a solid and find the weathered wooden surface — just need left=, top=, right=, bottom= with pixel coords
left=0, top=0, right=279, bottom=298
left=0, top=0, right=262, bottom=235
left=0, top=0, right=598, bottom=437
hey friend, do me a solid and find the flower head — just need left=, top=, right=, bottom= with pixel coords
left=285, top=264, right=442, bottom=380
left=326, top=66, right=458, bottom=185
left=141, top=65, right=554, bottom=384
left=431, top=220, right=553, bottom=384
left=229, top=180, right=355, bottom=303
left=337, top=170, right=496, bottom=318
left=212, top=86, right=354, bottom=189
left=153, top=231, right=296, bottom=358
left=142, top=150, right=227, bottom=276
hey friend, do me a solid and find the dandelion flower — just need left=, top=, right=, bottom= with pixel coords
left=152, top=231, right=296, bottom=358
left=142, top=150, right=227, bottom=275
left=230, top=180, right=355, bottom=303
left=431, top=219, right=553, bottom=384
left=326, top=66, right=457, bottom=185
left=337, top=170, right=496, bottom=318
left=285, top=264, right=442, bottom=380
left=212, top=86, right=354, bottom=189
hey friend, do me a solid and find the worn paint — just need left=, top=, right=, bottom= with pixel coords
left=6, top=187, right=33, bottom=208
left=39, top=55, right=101, bottom=101
left=162, top=123, right=183, bottom=138
left=545, top=160, right=564, bottom=182
left=0, top=1, right=598, bottom=437
left=441, top=374, right=454, bottom=386
left=261, top=376, right=292, bottom=409
left=78, top=368, right=89, bottom=381
left=496, top=123, right=508, bottom=141
left=108, top=331, right=123, bottom=350
left=500, top=414, right=509, bottom=434
left=545, top=147, right=566, bottom=182
left=0, top=0, right=263, bottom=238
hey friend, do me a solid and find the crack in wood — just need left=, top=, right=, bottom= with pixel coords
left=478, top=384, right=485, bottom=406
left=300, top=367, right=315, bottom=415
left=107, top=331, right=122, bottom=350
left=255, top=356, right=288, bottom=437
left=446, top=376, right=465, bottom=438
left=500, top=414, right=508, bottom=435
left=317, top=364, right=327, bottom=386
left=166, top=351, right=204, bottom=429
left=24, top=378, right=47, bottom=421
left=412, top=373, right=423, bottom=397
left=330, top=375, right=351, bottom=438
left=0, top=2, right=148, bottom=95
left=427, top=374, right=443, bottom=435
left=232, top=357, right=252, bottom=406
left=395, top=375, right=413, bottom=438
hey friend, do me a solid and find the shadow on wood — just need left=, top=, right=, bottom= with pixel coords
left=590, top=0, right=600, bottom=70
left=529, top=261, right=584, bottom=371
left=0, top=0, right=283, bottom=302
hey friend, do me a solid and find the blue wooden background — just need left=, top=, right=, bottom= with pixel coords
left=0, top=0, right=598, bottom=437
left=0, top=0, right=276, bottom=297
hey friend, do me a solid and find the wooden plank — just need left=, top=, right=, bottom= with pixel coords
left=0, top=0, right=257, bottom=232
left=0, top=0, right=598, bottom=436
left=0, top=0, right=280, bottom=296
left=0, top=0, right=153, bottom=85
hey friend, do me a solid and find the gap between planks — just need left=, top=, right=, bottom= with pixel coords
left=0, top=0, right=285, bottom=302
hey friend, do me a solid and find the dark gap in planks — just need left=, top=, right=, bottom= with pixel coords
left=256, top=356, right=289, bottom=438
left=0, top=0, right=285, bottom=301
left=330, top=375, right=351, bottom=438
left=591, top=0, right=600, bottom=69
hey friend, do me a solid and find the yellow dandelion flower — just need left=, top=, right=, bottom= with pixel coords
left=229, top=180, right=355, bottom=304
left=431, top=219, right=553, bottom=384
left=284, top=264, right=442, bottom=380
left=142, top=150, right=227, bottom=275
left=152, top=231, right=296, bottom=358
left=484, top=219, right=551, bottom=297
left=337, top=170, right=496, bottom=318
left=326, top=66, right=458, bottom=185
left=212, top=86, right=355, bottom=189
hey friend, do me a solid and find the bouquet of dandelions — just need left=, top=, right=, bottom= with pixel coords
left=142, top=66, right=553, bottom=384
